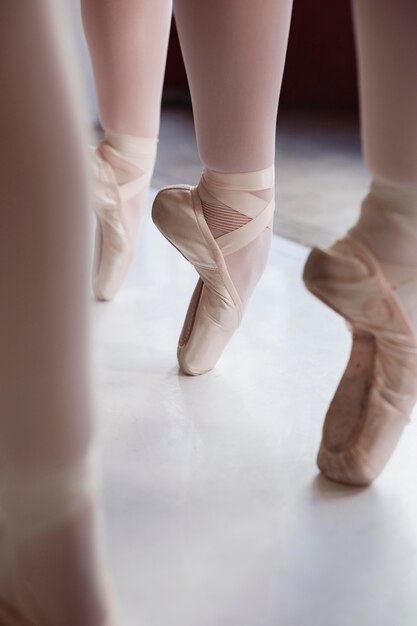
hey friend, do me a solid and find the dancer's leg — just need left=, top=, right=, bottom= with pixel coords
left=354, top=0, right=417, bottom=185
left=153, top=0, right=293, bottom=374
left=0, top=2, right=110, bottom=623
left=303, top=0, right=417, bottom=485
left=176, top=0, right=293, bottom=298
left=81, top=0, right=172, bottom=137
left=81, top=0, right=172, bottom=300
left=174, top=0, right=293, bottom=173
left=350, top=0, right=417, bottom=278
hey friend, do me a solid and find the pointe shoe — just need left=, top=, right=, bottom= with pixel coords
left=90, top=140, right=155, bottom=301
left=152, top=167, right=275, bottom=375
left=303, top=234, right=417, bottom=486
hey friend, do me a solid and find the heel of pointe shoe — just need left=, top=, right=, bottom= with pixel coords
left=303, top=246, right=347, bottom=315
left=302, top=247, right=326, bottom=292
left=303, top=239, right=378, bottom=324
left=152, top=186, right=218, bottom=268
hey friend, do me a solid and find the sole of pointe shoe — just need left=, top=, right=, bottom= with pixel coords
left=303, top=242, right=417, bottom=486
left=152, top=186, right=241, bottom=376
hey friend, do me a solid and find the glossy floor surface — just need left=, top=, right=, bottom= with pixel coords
left=94, top=204, right=417, bottom=626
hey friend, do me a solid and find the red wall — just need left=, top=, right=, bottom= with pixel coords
left=164, top=0, right=358, bottom=110
left=282, top=0, right=358, bottom=108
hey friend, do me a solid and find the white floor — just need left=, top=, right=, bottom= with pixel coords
left=93, top=195, right=417, bottom=626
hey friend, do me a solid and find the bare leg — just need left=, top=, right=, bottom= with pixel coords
left=0, top=2, right=111, bottom=623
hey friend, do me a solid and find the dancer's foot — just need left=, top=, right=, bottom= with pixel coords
left=152, top=166, right=275, bottom=375
left=91, top=133, right=157, bottom=301
left=304, top=180, right=417, bottom=485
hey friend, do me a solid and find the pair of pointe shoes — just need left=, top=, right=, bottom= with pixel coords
left=154, top=188, right=417, bottom=486
left=91, top=148, right=417, bottom=487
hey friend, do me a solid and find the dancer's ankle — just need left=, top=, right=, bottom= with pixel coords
left=197, top=166, right=275, bottom=239
left=197, top=166, right=275, bottom=304
left=100, top=131, right=158, bottom=186
left=350, top=176, right=417, bottom=265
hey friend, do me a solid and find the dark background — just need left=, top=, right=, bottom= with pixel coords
left=164, top=0, right=358, bottom=110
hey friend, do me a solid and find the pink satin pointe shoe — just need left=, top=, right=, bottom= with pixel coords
left=303, top=233, right=417, bottom=485
left=152, top=166, right=275, bottom=375
left=90, top=138, right=156, bottom=301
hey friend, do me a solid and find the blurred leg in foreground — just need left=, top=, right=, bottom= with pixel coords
left=0, top=2, right=113, bottom=624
